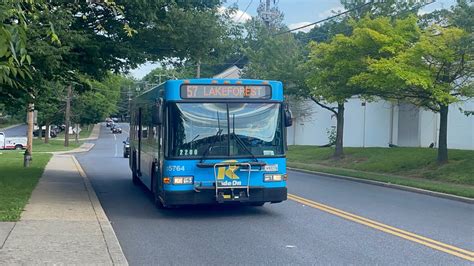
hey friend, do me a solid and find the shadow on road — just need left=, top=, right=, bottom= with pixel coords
left=129, top=181, right=283, bottom=220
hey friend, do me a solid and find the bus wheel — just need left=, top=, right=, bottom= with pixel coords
left=132, top=156, right=140, bottom=185
left=132, top=171, right=140, bottom=185
left=154, top=195, right=167, bottom=209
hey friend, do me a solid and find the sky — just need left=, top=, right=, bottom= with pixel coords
left=130, top=0, right=456, bottom=79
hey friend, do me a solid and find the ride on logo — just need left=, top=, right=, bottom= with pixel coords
left=217, top=160, right=242, bottom=186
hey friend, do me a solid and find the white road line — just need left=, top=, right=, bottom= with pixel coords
left=114, top=134, right=118, bottom=157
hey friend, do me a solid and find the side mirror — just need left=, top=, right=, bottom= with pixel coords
left=122, top=141, right=126, bottom=144
left=152, top=98, right=164, bottom=125
left=283, top=103, right=293, bottom=127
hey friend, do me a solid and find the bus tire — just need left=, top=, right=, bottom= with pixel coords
left=151, top=163, right=167, bottom=209
left=131, top=154, right=140, bottom=185
left=154, top=195, right=167, bottom=209
left=132, top=171, right=140, bottom=185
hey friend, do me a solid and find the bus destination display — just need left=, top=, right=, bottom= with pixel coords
left=181, top=85, right=271, bottom=99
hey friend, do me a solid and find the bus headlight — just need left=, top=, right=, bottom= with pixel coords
left=264, top=174, right=286, bottom=182
left=173, top=176, right=193, bottom=185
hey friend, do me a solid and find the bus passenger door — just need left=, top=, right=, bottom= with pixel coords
left=137, top=107, right=142, bottom=175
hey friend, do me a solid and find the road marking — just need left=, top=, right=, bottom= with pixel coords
left=287, top=193, right=474, bottom=262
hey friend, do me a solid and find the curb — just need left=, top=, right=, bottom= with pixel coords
left=71, top=156, right=128, bottom=265
left=84, top=123, right=101, bottom=141
left=287, top=167, right=474, bottom=204
left=52, top=143, right=95, bottom=155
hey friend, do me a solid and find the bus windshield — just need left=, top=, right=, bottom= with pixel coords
left=168, top=102, right=284, bottom=158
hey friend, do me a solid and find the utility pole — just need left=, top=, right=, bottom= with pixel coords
left=24, top=103, right=34, bottom=167
left=257, top=0, right=280, bottom=28
left=128, top=86, right=132, bottom=122
left=196, top=59, right=201, bottom=78
left=64, top=84, right=72, bottom=147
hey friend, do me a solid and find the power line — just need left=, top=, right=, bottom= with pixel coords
left=275, top=1, right=375, bottom=35
left=294, top=0, right=436, bottom=43
left=236, top=0, right=253, bottom=23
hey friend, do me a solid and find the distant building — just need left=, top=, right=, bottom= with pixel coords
left=213, top=65, right=241, bottom=79
left=214, top=66, right=474, bottom=150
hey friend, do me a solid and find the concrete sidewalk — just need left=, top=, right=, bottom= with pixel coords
left=0, top=155, right=127, bottom=265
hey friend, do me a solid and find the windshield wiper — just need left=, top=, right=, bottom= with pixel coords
left=232, top=114, right=258, bottom=162
left=189, top=134, right=200, bottom=149
left=199, top=112, right=223, bottom=163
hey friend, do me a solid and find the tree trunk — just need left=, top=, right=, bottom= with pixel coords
left=75, top=123, right=79, bottom=143
left=334, top=103, right=345, bottom=159
left=44, top=122, right=50, bottom=144
left=64, top=84, right=72, bottom=147
left=24, top=103, right=34, bottom=167
left=437, top=104, right=449, bottom=164
left=37, top=124, right=42, bottom=140
left=196, top=59, right=201, bottom=78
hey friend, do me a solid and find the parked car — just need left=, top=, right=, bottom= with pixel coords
left=0, top=132, right=27, bottom=150
left=33, top=129, right=57, bottom=138
left=123, top=137, right=130, bottom=158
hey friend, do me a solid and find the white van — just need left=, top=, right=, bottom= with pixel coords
left=0, top=132, right=27, bottom=150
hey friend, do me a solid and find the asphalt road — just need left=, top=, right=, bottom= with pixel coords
left=76, top=124, right=474, bottom=265
left=1, top=124, right=27, bottom=136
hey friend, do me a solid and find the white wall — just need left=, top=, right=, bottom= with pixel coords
left=288, top=100, right=335, bottom=146
left=287, top=98, right=474, bottom=150
left=419, top=109, right=438, bottom=148
left=447, top=101, right=474, bottom=150
left=288, top=98, right=392, bottom=147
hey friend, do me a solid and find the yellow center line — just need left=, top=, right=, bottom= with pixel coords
left=288, top=193, right=474, bottom=262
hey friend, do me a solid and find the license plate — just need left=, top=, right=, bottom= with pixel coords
left=264, top=164, right=278, bottom=172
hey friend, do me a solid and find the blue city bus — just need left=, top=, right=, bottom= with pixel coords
left=129, top=79, right=292, bottom=208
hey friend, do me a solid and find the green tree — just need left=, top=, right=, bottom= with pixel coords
left=352, top=25, right=473, bottom=163
left=0, top=0, right=38, bottom=87
left=74, top=74, right=124, bottom=126
left=35, top=81, right=65, bottom=143
left=242, top=20, right=304, bottom=87
left=304, top=16, right=420, bottom=158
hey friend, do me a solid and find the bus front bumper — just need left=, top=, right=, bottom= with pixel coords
left=162, top=187, right=287, bottom=205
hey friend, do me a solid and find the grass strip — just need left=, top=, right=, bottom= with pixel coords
left=0, top=151, right=52, bottom=221
left=32, top=139, right=81, bottom=152
left=287, top=146, right=474, bottom=198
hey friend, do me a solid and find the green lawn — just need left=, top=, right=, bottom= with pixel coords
left=54, top=124, right=93, bottom=140
left=287, top=146, right=474, bottom=198
left=0, top=138, right=82, bottom=221
left=0, top=151, right=52, bottom=221
left=33, top=139, right=82, bottom=152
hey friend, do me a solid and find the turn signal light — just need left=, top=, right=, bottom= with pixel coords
left=163, top=177, right=171, bottom=184
left=264, top=174, right=284, bottom=182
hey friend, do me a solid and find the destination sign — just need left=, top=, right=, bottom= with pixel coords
left=181, top=85, right=271, bottom=99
